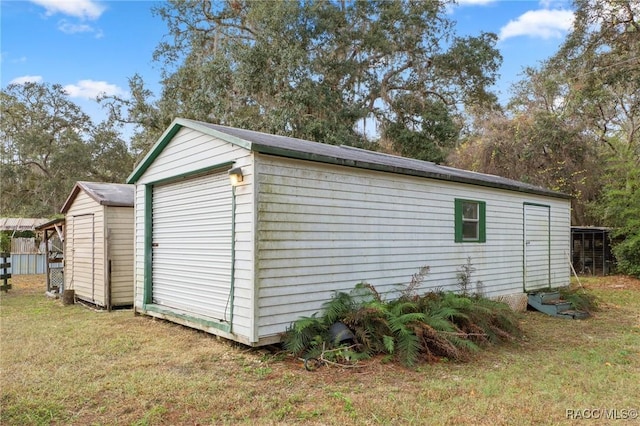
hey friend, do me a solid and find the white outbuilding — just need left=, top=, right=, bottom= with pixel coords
left=127, top=118, right=571, bottom=346
left=61, top=182, right=134, bottom=309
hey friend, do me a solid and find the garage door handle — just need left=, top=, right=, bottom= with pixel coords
left=152, top=243, right=159, bottom=247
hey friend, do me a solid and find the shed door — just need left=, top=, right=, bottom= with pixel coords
left=524, top=204, right=550, bottom=292
left=72, top=214, right=95, bottom=301
left=151, top=172, right=233, bottom=321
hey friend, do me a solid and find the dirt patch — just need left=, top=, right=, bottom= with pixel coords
left=0, top=274, right=45, bottom=295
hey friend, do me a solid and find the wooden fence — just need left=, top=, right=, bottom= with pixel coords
left=10, top=238, right=44, bottom=254
left=1, top=253, right=10, bottom=292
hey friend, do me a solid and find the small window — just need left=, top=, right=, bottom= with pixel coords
left=455, top=199, right=486, bottom=243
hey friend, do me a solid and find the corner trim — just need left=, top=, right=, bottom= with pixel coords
left=143, top=185, right=153, bottom=306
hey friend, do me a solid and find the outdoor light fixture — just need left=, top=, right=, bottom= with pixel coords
left=228, top=167, right=244, bottom=186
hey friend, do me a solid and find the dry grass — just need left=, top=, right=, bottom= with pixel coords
left=1, top=275, right=639, bottom=425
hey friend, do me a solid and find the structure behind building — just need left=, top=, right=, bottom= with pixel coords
left=571, top=227, right=615, bottom=276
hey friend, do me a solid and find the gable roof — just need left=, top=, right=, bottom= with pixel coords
left=61, top=181, right=134, bottom=213
left=128, top=118, right=571, bottom=199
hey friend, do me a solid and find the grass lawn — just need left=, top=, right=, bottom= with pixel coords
left=1, top=275, right=639, bottom=425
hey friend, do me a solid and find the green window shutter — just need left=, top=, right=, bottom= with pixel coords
left=479, top=201, right=486, bottom=243
left=454, top=198, right=463, bottom=242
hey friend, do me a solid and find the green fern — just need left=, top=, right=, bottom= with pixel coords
left=385, top=302, right=426, bottom=366
left=343, top=302, right=389, bottom=354
left=431, top=305, right=470, bottom=323
left=282, top=314, right=327, bottom=356
left=322, top=291, right=355, bottom=325
left=423, top=312, right=459, bottom=333
left=382, top=335, right=395, bottom=354
left=283, top=265, right=524, bottom=366
left=441, top=332, right=480, bottom=353
left=395, top=331, right=421, bottom=367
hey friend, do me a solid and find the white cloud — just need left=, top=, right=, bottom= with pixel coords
left=63, top=80, right=126, bottom=100
left=10, top=75, right=43, bottom=85
left=499, top=9, right=574, bottom=41
left=57, top=19, right=103, bottom=37
left=2, top=55, right=28, bottom=65
left=30, top=0, right=105, bottom=20
left=58, top=20, right=94, bottom=34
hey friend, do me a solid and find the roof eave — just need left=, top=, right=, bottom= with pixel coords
left=61, top=182, right=106, bottom=212
left=35, top=217, right=65, bottom=231
left=127, top=120, right=184, bottom=184
left=100, top=201, right=134, bottom=208
left=251, top=144, right=572, bottom=200
left=60, top=183, right=82, bottom=213
left=127, top=118, right=570, bottom=199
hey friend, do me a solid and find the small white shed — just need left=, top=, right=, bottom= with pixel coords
left=61, top=182, right=134, bottom=309
left=127, top=118, right=572, bottom=346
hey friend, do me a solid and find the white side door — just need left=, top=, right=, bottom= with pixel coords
left=524, top=204, right=550, bottom=292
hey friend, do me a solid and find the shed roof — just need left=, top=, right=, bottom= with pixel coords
left=128, top=118, right=571, bottom=199
left=35, top=217, right=66, bottom=231
left=61, top=181, right=134, bottom=213
left=0, top=217, right=49, bottom=232
left=571, top=226, right=612, bottom=233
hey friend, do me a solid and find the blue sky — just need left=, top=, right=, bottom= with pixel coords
left=1, top=0, right=574, bottom=125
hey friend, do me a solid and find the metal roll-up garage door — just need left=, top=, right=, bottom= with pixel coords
left=152, top=171, right=232, bottom=321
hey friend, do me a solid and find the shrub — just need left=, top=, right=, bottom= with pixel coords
left=283, top=266, right=522, bottom=367
left=558, top=286, right=599, bottom=314
left=0, top=233, right=10, bottom=253
left=612, top=234, right=640, bottom=278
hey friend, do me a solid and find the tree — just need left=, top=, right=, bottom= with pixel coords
left=596, top=155, right=640, bottom=277
left=452, top=0, right=640, bottom=272
left=100, top=74, right=168, bottom=158
left=89, top=123, right=135, bottom=182
left=450, top=110, right=601, bottom=225
left=0, top=82, right=134, bottom=216
left=553, top=0, right=640, bottom=273
left=105, top=0, right=502, bottom=161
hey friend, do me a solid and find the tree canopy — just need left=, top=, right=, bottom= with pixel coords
left=0, top=82, right=134, bottom=216
left=104, top=0, right=502, bottom=162
left=3, top=0, right=639, bottom=275
left=450, top=0, right=640, bottom=275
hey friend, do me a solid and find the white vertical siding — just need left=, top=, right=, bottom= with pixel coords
left=64, top=191, right=105, bottom=305
left=133, top=127, right=255, bottom=342
left=254, top=155, right=570, bottom=339
left=105, top=206, right=134, bottom=306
